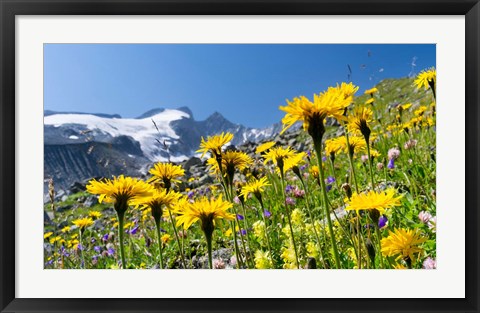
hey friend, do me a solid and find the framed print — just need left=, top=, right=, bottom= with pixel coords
left=1, top=0, right=479, bottom=312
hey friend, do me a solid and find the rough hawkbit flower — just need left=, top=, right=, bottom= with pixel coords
left=378, top=216, right=388, bottom=229
left=422, top=257, right=437, bottom=269
left=418, top=211, right=433, bottom=224
left=404, top=139, right=418, bottom=150
left=285, top=197, right=296, bottom=206
left=377, top=162, right=384, bottom=170
left=388, top=147, right=401, bottom=160
left=387, top=158, right=395, bottom=169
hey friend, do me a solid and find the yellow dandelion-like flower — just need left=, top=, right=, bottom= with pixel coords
left=309, top=165, right=320, bottom=179
left=325, top=138, right=343, bottom=158
left=88, top=211, right=102, bottom=219
left=175, top=195, right=235, bottom=231
left=347, top=106, right=373, bottom=138
left=399, top=103, right=412, bottom=111
left=132, top=188, right=181, bottom=222
left=263, top=146, right=296, bottom=173
left=196, top=132, right=234, bottom=158
left=254, top=250, right=273, bottom=269
left=365, top=98, right=375, bottom=105
left=279, top=82, right=358, bottom=134
left=414, top=67, right=436, bottom=91
left=44, top=232, right=53, bottom=239
left=206, top=150, right=253, bottom=176
left=72, top=217, right=94, bottom=230
left=345, top=188, right=403, bottom=215
left=240, top=176, right=271, bottom=199
left=161, top=234, right=172, bottom=244
left=86, top=175, right=154, bottom=210
left=148, top=162, right=185, bottom=189
left=256, top=141, right=276, bottom=154
left=364, top=87, right=379, bottom=95
left=414, top=105, right=428, bottom=117
left=381, top=228, right=427, bottom=262
left=370, top=149, right=381, bottom=159
left=282, top=151, right=307, bottom=174
left=61, top=226, right=71, bottom=233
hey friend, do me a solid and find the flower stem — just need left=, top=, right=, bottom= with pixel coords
left=313, top=141, right=341, bottom=269
left=366, top=142, right=376, bottom=191
left=78, top=229, right=86, bottom=269
left=155, top=221, right=164, bottom=269
left=168, top=210, right=187, bottom=269
left=258, top=198, right=275, bottom=267
left=375, top=226, right=384, bottom=269
left=116, top=210, right=127, bottom=269
left=280, top=172, right=300, bottom=269
left=205, top=231, right=213, bottom=269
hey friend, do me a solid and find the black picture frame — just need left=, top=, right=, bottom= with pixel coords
left=1, top=1, right=478, bottom=312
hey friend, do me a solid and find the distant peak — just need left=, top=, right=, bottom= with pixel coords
left=136, top=108, right=165, bottom=119
left=176, top=106, right=193, bottom=118
left=44, top=110, right=121, bottom=119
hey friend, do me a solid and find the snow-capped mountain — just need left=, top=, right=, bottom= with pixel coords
left=44, top=107, right=282, bottom=190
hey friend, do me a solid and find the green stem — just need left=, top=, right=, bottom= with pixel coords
left=240, top=202, right=255, bottom=266
left=313, top=141, right=341, bottom=269
left=366, top=142, right=376, bottom=190
left=258, top=198, right=275, bottom=267
left=116, top=210, right=127, bottom=269
left=375, top=226, right=384, bottom=269
left=168, top=210, right=187, bottom=269
left=79, top=229, right=86, bottom=269
left=155, top=221, right=164, bottom=269
left=280, top=172, right=300, bottom=269
left=205, top=231, right=213, bottom=269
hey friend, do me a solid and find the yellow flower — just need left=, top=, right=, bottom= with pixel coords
left=325, top=138, right=343, bottom=158
left=148, top=162, right=185, bottom=188
left=50, top=236, right=64, bottom=245
left=196, top=132, right=234, bottom=158
left=72, top=217, right=94, bottom=230
left=306, top=242, right=319, bottom=258
left=175, top=195, right=234, bottom=231
left=263, top=146, right=296, bottom=173
left=399, top=103, right=412, bottom=111
left=279, top=83, right=358, bottom=134
left=88, top=211, right=102, bottom=219
left=161, top=234, right=172, bottom=244
left=133, top=188, right=181, bottom=223
left=364, top=87, right=378, bottom=95
left=381, top=228, right=427, bottom=262
left=347, top=106, right=373, bottom=138
left=281, top=244, right=298, bottom=269
left=345, top=188, right=403, bottom=215
left=414, top=105, right=428, bottom=117
left=365, top=98, right=375, bottom=105
left=207, top=151, right=253, bottom=176
left=61, top=226, right=71, bottom=233
left=252, top=221, right=266, bottom=240
left=291, top=208, right=304, bottom=226
left=254, top=250, right=273, bottom=269
left=240, top=176, right=270, bottom=199
left=86, top=175, right=154, bottom=209
left=414, top=67, right=436, bottom=91
left=44, top=232, right=53, bottom=239
left=370, top=149, right=381, bottom=159
left=255, top=141, right=276, bottom=154
left=282, top=151, right=307, bottom=174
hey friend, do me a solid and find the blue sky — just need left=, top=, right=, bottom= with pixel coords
left=44, top=44, right=435, bottom=128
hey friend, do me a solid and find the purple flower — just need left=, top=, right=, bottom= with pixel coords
left=102, top=233, right=109, bottom=242
left=236, top=214, right=244, bottom=221
left=285, top=185, right=294, bottom=194
left=107, top=248, right=115, bottom=256
left=326, top=176, right=335, bottom=184
left=307, top=150, right=312, bottom=157
left=263, top=210, right=272, bottom=218
left=45, top=259, right=54, bottom=266
left=293, top=188, right=305, bottom=198
left=90, top=238, right=96, bottom=244
left=285, top=197, right=296, bottom=206
left=129, top=225, right=140, bottom=235
left=233, top=196, right=240, bottom=204
left=300, top=165, right=307, bottom=171
left=378, top=216, right=388, bottom=229
left=388, top=147, right=401, bottom=160
left=77, top=244, right=84, bottom=251
left=239, top=229, right=247, bottom=236
left=94, top=246, right=102, bottom=253
left=387, top=158, right=395, bottom=169
left=322, top=156, right=327, bottom=162
left=187, top=190, right=195, bottom=199
left=326, top=185, right=332, bottom=192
